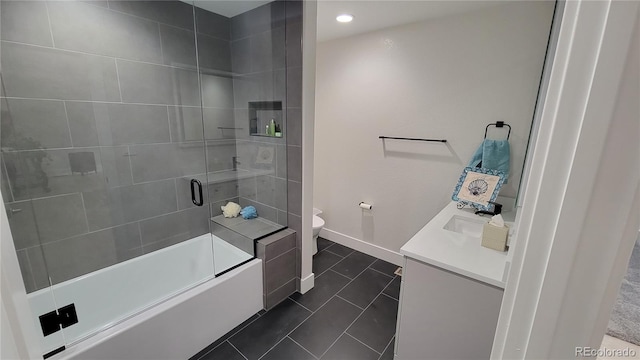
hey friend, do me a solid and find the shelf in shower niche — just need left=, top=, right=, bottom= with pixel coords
left=210, top=215, right=285, bottom=241
left=184, top=169, right=274, bottom=185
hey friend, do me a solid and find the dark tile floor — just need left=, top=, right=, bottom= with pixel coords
left=191, top=238, right=401, bottom=360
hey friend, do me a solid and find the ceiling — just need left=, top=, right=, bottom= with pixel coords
left=185, top=1, right=500, bottom=41
left=187, top=1, right=270, bottom=18
left=317, top=1, right=501, bottom=42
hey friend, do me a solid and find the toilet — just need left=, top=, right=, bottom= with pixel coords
left=312, top=208, right=325, bottom=255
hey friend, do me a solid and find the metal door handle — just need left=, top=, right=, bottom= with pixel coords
left=190, top=179, right=203, bottom=206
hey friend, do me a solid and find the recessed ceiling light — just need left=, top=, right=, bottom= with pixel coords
left=336, top=14, right=354, bottom=23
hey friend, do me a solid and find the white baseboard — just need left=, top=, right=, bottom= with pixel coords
left=300, top=273, right=315, bottom=294
left=319, top=228, right=404, bottom=266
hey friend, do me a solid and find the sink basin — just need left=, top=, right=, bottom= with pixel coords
left=443, top=215, right=487, bottom=238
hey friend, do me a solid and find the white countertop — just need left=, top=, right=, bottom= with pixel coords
left=400, top=202, right=514, bottom=288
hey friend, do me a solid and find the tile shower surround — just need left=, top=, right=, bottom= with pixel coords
left=0, top=0, right=303, bottom=293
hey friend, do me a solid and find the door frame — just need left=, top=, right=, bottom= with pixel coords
left=492, top=0, right=640, bottom=358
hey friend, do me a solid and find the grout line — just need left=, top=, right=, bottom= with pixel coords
left=22, top=249, right=38, bottom=292
left=43, top=2, right=56, bottom=48
left=287, top=296, right=313, bottom=313
left=137, top=222, right=144, bottom=249
left=0, top=95, right=230, bottom=110
left=327, top=268, right=353, bottom=281
left=200, top=312, right=263, bottom=359
left=62, top=101, right=74, bottom=147
left=335, top=295, right=365, bottom=310
left=317, top=255, right=393, bottom=359
left=379, top=292, right=399, bottom=302
left=174, top=178, right=180, bottom=210
left=378, top=335, right=396, bottom=360
left=79, top=193, right=91, bottom=233
left=114, top=59, right=124, bottom=103
left=233, top=244, right=382, bottom=360
left=17, top=191, right=80, bottom=202
left=166, top=106, right=173, bottom=142
left=256, top=311, right=315, bottom=360
left=345, top=332, right=382, bottom=355
left=264, top=246, right=296, bottom=264
left=323, top=247, right=351, bottom=259
left=157, top=23, right=164, bottom=64
left=227, top=340, right=249, bottom=360
left=127, top=145, right=135, bottom=184
left=287, top=336, right=319, bottom=360
left=18, top=204, right=201, bottom=251
left=1, top=157, right=16, bottom=203
left=367, top=266, right=395, bottom=279
left=0, top=39, right=198, bottom=73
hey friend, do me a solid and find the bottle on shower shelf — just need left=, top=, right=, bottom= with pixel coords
left=269, top=119, right=276, bottom=136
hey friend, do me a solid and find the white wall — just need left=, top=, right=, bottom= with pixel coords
left=313, top=2, right=555, bottom=252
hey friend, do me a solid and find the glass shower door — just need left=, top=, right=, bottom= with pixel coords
left=0, top=0, right=216, bottom=352
left=194, top=0, right=289, bottom=276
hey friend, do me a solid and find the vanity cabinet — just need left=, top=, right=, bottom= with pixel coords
left=394, top=257, right=504, bottom=360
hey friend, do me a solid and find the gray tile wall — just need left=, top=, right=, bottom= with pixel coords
left=229, top=0, right=302, bottom=234
left=1, top=0, right=302, bottom=294
left=256, top=229, right=297, bottom=310
left=0, top=0, right=237, bottom=292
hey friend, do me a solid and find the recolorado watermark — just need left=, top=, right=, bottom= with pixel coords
left=575, top=346, right=637, bottom=358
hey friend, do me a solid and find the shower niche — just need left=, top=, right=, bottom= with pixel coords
left=249, top=101, right=284, bottom=138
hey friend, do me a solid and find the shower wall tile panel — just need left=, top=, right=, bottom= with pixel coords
left=168, top=106, right=204, bottom=142
left=286, top=108, right=302, bottom=146
left=230, top=1, right=285, bottom=40
left=0, top=41, right=121, bottom=102
left=195, top=8, right=230, bottom=40
left=231, top=37, right=251, bottom=74
left=0, top=1, right=53, bottom=46
left=197, top=34, right=232, bottom=72
left=26, top=246, right=51, bottom=291
left=5, top=201, right=40, bottom=250
left=15, top=250, right=37, bottom=293
left=287, top=180, right=302, bottom=217
left=202, top=107, right=237, bottom=140
left=31, top=193, right=88, bottom=243
left=3, top=148, right=107, bottom=200
left=286, top=66, right=303, bottom=108
left=42, top=222, right=143, bottom=284
left=116, top=60, right=201, bottom=106
left=201, top=74, right=235, bottom=109
left=65, top=102, right=172, bottom=145
left=139, top=207, right=209, bottom=251
left=251, top=28, right=286, bottom=72
left=287, top=145, right=302, bottom=183
left=82, top=179, right=178, bottom=231
left=129, top=143, right=206, bottom=183
left=256, top=229, right=297, bottom=309
left=1, top=98, right=71, bottom=150
left=47, top=1, right=163, bottom=64
left=106, top=0, right=195, bottom=31
left=160, top=24, right=197, bottom=67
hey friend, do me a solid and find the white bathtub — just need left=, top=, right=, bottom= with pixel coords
left=27, top=234, right=262, bottom=359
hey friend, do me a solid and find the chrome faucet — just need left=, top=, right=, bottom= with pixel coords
left=475, top=201, right=502, bottom=217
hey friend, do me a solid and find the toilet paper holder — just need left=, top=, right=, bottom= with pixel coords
left=359, top=202, right=373, bottom=210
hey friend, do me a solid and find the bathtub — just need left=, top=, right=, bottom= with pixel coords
left=28, top=234, right=263, bottom=360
